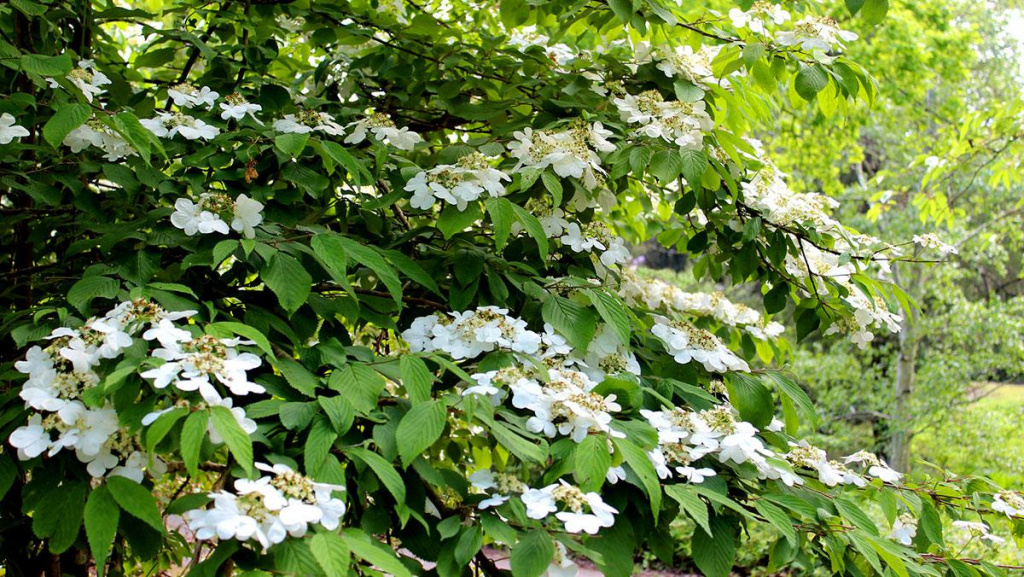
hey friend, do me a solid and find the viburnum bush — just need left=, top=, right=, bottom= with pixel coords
left=0, top=0, right=1020, bottom=575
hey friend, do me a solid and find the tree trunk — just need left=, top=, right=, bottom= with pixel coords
left=888, top=303, right=918, bottom=472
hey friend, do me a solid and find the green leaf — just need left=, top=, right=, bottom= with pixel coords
left=327, top=362, right=386, bottom=413
left=608, top=0, right=634, bottom=23
left=724, top=372, right=774, bottom=428
left=574, top=434, right=611, bottom=492
left=488, top=419, right=548, bottom=464
left=67, top=275, right=120, bottom=314
left=305, top=417, right=337, bottom=475
left=321, top=141, right=374, bottom=184
left=510, top=530, right=555, bottom=577
left=541, top=171, right=564, bottom=206
left=455, top=525, right=484, bottom=566
left=795, top=65, right=829, bottom=101
left=180, top=410, right=208, bottom=478
left=332, top=236, right=403, bottom=307
left=275, top=357, right=320, bottom=397
left=345, top=447, right=407, bottom=505
left=262, top=252, right=312, bottom=315
left=319, top=395, right=355, bottom=435
left=861, top=0, right=889, bottom=25
left=400, top=356, right=434, bottom=403
left=649, top=150, right=683, bottom=182
left=542, top=295, right=598, bottom=352
left=692, top=514, right=736, bottom=577
left=485, top=197, right=515, bottom=252
left=614, top=437, right=662, bottom=517
left=85, top=486, right=119, bottom=577
left=311, top=531, right=350, bottom=576
left=679, top=149, right=709, bottom=186
left=205, top=322, right=274, bottom=357
left=210, top=405, right=254, bottom=472
left=585, top=289, right=631, bottom=348
left=845, top=0, right=866, bottom=15
left=106, top=476, right=165, bottom=533
left=342, top=529, right=413, bottom=577
left=437, top=203, right=484, bottom=239
left=510, top=203, right=549, bottom=261
left=275, top=132, right=310, bottom=156
left=43, top=103, right=91, bottom=150
left=396, top=400, right=447, bottom=467
left=763, top=282, right=788, bottom=314
left=754, top=500, right=797, bottom=546
left=21, top=53, right=72, bottom=76
left=145, top=407, right=188, bottom=453
left=665, top=485, right=711, bottom=536
left=11, top=0, right=48, bottom=16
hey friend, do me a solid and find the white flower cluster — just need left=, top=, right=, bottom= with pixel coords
left=729, top=2, right=791, bottom=35
left=403, top=306, right=542, bottom=359
left=405, top=152, right=510, bottom=211
left=47, top=59, right=110, bottom=103
left=560, top=221, right=631, bottom=268
left=508, top=120, right=615, bottom=190
left=8, top=299, right=190, bottom=479
left=619, top=271, right=785, bottom=341
left=187, top=462, right=346, bottom=551
left=642, top=405, right=902, bottom=489
left=404, top=307, right=638, bottom=443
left=170, top=193, right=264, bottom=239
left=168, top=83, right=220, bottom=109
left=140, top=325, right=264, bottom=403
left=822, top=286, right=903, bottom=349
left=490, top=366, right=623, bottom=442
left=273, top=109, right=346, bottom=136
left=142, top=112, right=220, bottom=141
left=950, top=521, right=1006, bottom=545
left=742, top=166, right=841, bottom=233
left=613, top=89, right=713, bottom=150
left=470, top=472, right=617, bottom=535
left=507, top=26, right=577, bottom=66
left=912, top=233, right=958, bottom=257
left=0, top=113, right=30, bottom=144
left=992, top=491, right=1024, bottom=517
left=635, top=42, right=720, bottom=88
left=345, top=112, right=422, bottom=150
left=776, top=17, right=858, bottom=54
left=64, top=120, right=133, bottom=160
left=651, top=318, right=750, bottom=373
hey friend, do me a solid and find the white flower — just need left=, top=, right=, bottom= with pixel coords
left=50, top=60, right=110, bottom=103
left=992, top=492, right=1024, bottom=517
left=890, top=514, right=917, bottom=546
left=507, top=121, right=613, bottom=190
left=676, top=466, right=716, bottom=483
left=63, top=121, right=134, bottom=160
left=521, top=485, right=558, bottom=519
left=142, top=112, right=220, bottom=141
left=273, top=111, right=345, bottom=136
left=777, top=17, right=858, bottom=54
left=345, top=113, right=422, bottom=150
left=170, top=198, right=230, bottom=236
left=220, top=98, right=263, bottom=122
left=544, top=542, right=579, bottom=577
left=867, top=463, right=902, bottom=483
left=912, top=233, right=958, bottom=256
left=606, top=466, right=627, bottom=484
left=231, top=194, right=264, bottom=239
left=188, top=491, right=272, bottom=550
left=168, top=84, right=220, bottom=109
left=0, top=113, right=30, bottom=144
left=729, top=4, right=790, bottom=34
left=9, top=414, right=51, bottom=459
left=479, top=494, right=510, bottom=509
left=405, top=153, right=509, bottom=211
left=652, top=319, right=750, bottom=373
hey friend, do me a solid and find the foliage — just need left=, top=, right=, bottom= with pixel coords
left=1, top=0, right=1022, bottom=575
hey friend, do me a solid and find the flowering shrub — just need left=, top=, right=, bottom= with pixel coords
left=0, top=0, right=1020, bottom=575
